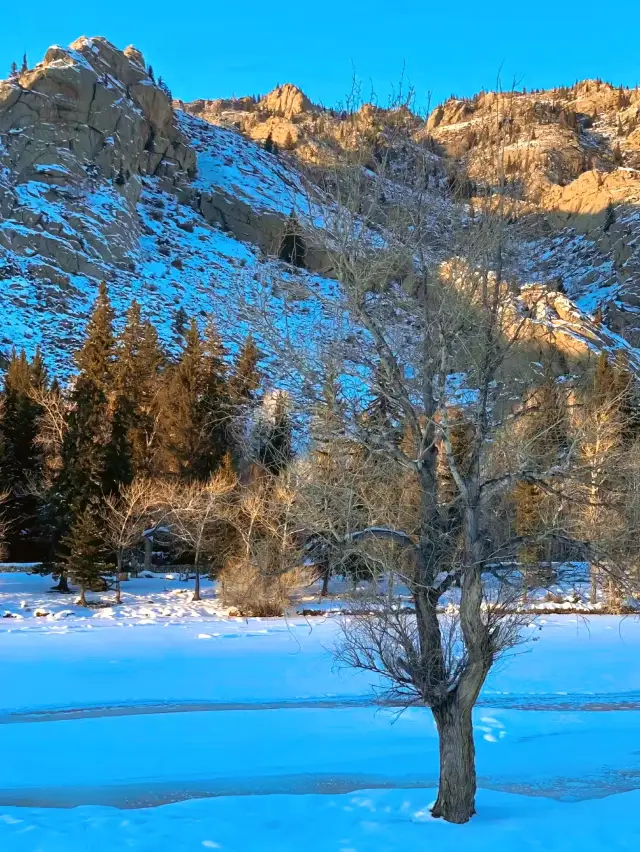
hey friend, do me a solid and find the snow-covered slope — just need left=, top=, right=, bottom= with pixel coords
left=0, top=37, right=325, bottom=374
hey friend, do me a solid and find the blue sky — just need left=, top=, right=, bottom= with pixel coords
left=1, top=1, right=638, bottom=111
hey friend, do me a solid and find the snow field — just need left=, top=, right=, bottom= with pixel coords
left=1, top=572, right=639, bottom=850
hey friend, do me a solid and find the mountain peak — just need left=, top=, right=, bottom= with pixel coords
left=259, top=83, right=315, bottom=119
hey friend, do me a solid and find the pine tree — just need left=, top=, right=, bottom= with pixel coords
left=159, top=318, right=231, bottom=480
left=104, top=394, right=133, bottom=492
left=147, top=64, right=155, bottom=83
left=20, top=53, right=27, bottom=74
left=160, top=319, right=202, bottom=478
left=192, top=319, right=232, bottom=480
left=512, top=365, right=568, bottom=571
left=437, top=409, right=473, bottom=508
left=75, top=282, right=115, bottom=391
left=136, top=320, right=166, bottom=471
left=0, top=349, right=46, bottom=559
left=107, top=300, right=147, bottom=488
left=57, top=283, right=119, bottom=530
left=513, top=480, right=546, bottom=565
left=360, top=364, right=403, bottom=451
left=578, top=353, right=630, bottom=603
left=604, top=201, right=616, bottom=232
left=613, top=143, right=624, bottom=166
left=60, top=505, right=106, bottom=606
left=263, top=133, right=275, bottom=154
left=172, top=305, right=188, bottom=349
left=9, top=61, right=18, bottom=80
left=229, top=335, right=261, bottom=402
left=115, top=308, right=166, bottom=476
left=30, top=347, right=47, bottom=391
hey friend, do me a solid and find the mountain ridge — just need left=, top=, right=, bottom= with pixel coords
left=0, top=36, right=639, bottom=374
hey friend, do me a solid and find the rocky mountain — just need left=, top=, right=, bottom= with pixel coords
left=1, top=36, right=639, bottom=375
left=0, top=37, right=322, bottom=374
left=427, top=84, right=640, bottom=343
left=182, top=80, right=640, bottom=345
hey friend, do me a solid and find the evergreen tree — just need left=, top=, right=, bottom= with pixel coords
left=9, top=61, right=18, bottom=80
left=106, top=300, right=150, bottom=488
left=75, top=282, right=115, bottom=391
left=57, top=283, right=119, bottom=530
left=104, top=394, right=134, bottom=492
left=512, top=365, right=568, bottom=569
left=135, top=320, right=167, bottom=472
left=193, top=319, right=232, bottom=479
left=157, top=76, right=172, bottom=99
left=0, top=349, right=46, bottom=559
left=172, top=305, right=188, bottom=348
left=229, top=335, right=261, bottom=402
left=160, top=319, right=202, bottom=478
left=603, top=201, right=616, bottom=232
left=115, top=307, right=166, bottom=476
left=160, top=318, right=231, bottom=480
left=20, top=53, right=27, bottom=74
left=577, top=352, right=634, bottom=602
left=60, top=505, right=106, bottom=606
left=360, top=364, right=403, bottom=451
left=613, top=143, right=624, bottom=166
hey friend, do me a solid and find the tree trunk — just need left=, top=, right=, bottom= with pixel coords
left=79, top=585, right=87, bottom=607
left=115, top=552, right=122, bottom=605
left=144, top=535, right=153, bottom=573
left=590, top=565, right=598, bottom=605
left=193, top=556, right=201, bottom=602
left=320, top=564, right=331, bottom=597
left=431, top=701, right=477, bottom=823
left=53, top=571, right=70, bottom=594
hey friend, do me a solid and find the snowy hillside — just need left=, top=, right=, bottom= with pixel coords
left=0, top=38, right=325, bottom=375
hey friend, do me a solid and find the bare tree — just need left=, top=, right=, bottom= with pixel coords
left=220, top=472, right=309, bottom=616
left=232, top=98, right=586, bottom=821
left=29, top=383, right=66, bottom=482
left=165, top=472, right=236, bottom=601
left=565, top=357, right=640, bottom=606
left=100, top=478, right=165, bottom=604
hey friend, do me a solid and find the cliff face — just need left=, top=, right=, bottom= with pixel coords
left=425, top=83, right=640, bottom=342
left=0, top=38, right=638, bottom=373
left=0, top=37, right=196, bottom=278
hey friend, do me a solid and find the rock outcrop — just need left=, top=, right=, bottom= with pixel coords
left=0, top=36, right=195, bottom=189
left=0, top=36, right=199, bottom=282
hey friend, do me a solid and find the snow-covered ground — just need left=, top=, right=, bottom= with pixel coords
left=0, top=571, right=230, bottom=625
left=1, top=571, right=639, bottom=850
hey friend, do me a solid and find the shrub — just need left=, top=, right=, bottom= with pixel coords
left=220, top=541, right=310, bottom=617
